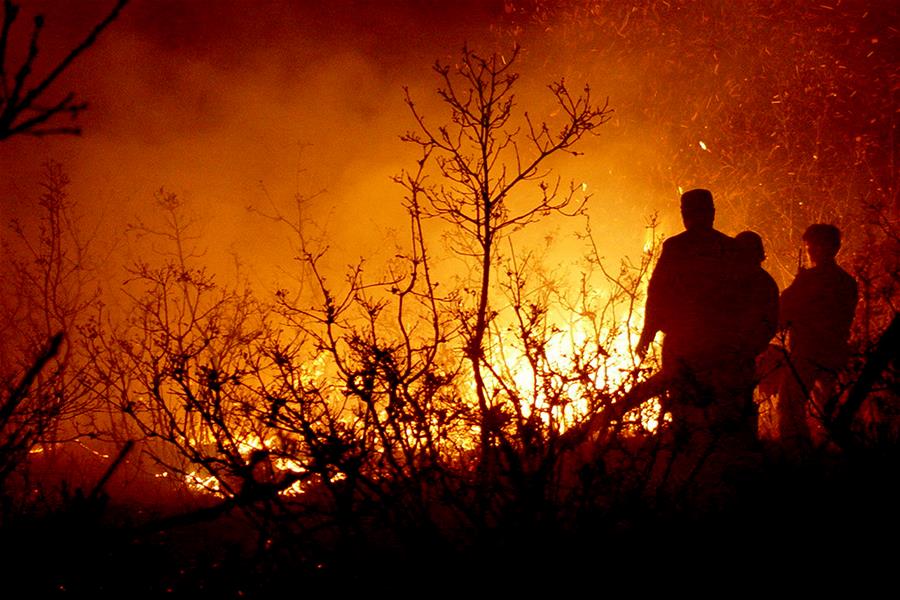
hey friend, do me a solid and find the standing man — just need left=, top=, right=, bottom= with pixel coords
left=637, top=189, right=742, bottom=424
left=636, top=188, right=746, bottom=501
left=778, top=224, right=858, bottom=451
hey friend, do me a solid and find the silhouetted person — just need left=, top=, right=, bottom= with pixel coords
left=733, top=231, right=779, bottom=437
left=637, top=189, right=752, bottom=503
left=733, top=231, right=779, bottom=359
left=777, top=224, right=857, bottom=452
left=637, top=189, right=740, bottom=422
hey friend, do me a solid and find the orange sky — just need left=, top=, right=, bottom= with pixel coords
left=1, top=0, right=896, bottom=297
left=1, top=1, right=526, bottom=288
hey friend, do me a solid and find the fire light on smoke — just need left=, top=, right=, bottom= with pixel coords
left=6, top=0, right=890, bottom=520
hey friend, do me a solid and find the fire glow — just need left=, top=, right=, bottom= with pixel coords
left=1, top=6, right=895, bottom=586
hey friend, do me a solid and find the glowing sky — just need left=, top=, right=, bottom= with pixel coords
left=1, top=1, right=896, bottom=294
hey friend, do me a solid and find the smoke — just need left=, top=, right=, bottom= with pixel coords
left=0, top=0, right=508, bottom=290
left=1, top=0, right=896, bottom=298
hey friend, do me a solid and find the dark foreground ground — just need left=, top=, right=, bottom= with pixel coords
left=4, top=446, right=900, bottom=596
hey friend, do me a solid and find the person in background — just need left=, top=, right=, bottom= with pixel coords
left=777, top=223, right=858, bottom=453
left=732, top=231, right=779, bottom=438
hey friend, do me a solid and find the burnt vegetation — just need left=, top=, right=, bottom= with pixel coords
left=1, top=0, right=900, bottom=594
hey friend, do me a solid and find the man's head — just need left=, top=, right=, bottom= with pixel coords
left=680, top=188, right=715, bottom=230
left=802, top=223, right=841, bottom=266
left=735, top=230, right=765, bottom=265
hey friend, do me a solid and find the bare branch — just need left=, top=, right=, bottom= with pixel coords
left=0, top=0, right=129, bottom=142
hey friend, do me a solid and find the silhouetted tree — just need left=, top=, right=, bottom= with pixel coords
left=258, top=45, right=638, bottom=541
left=0, top=162, right=103, bottom=511
left=0, top=0, right=128, bottom=141
left=400, top=45, right=611, bottom=488
left=88, top=192, right=304, bottom=509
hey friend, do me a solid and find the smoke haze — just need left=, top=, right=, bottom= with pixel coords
left=1, top=0, right=896, bottom=295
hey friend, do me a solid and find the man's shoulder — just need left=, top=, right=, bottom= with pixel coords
left=833, top=264, right=859, bottom=297
left=661, top=231, right=688, bottom=247
left=834, top=263, right=857, bottom=284
left=784, top=267, right=817, bottom=291
left=658, top=233, right=682, bottom=257
left=711, top=228, right=738, bottom=249
left=788, top=264, right=857, bottom=299
left=711, top=227, right=733, bottom=240
left=663, top=228, right=734, bottom=251
left=813, top=263, right=857, bottom=287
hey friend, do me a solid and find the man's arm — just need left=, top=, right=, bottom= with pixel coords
left=637, top=241, right=674, bottom=358
left=636, top=327, right=657, bottom=359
